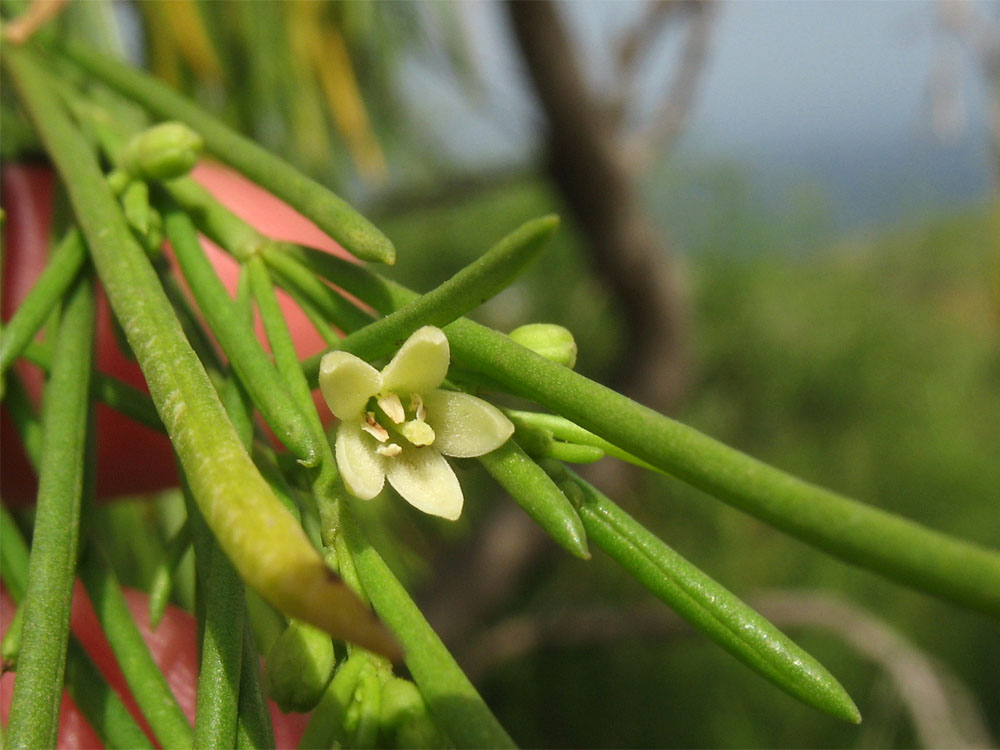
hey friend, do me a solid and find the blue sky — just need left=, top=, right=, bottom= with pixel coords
left=401, top=1, right=994, bottom=229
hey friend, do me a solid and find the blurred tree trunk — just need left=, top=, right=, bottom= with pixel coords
left=506, top=0, right=710, bottom=412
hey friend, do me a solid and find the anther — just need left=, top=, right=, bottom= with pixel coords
left=378, top=393, right=405, bottom=424
left=362, top=412, right=390, bottom=442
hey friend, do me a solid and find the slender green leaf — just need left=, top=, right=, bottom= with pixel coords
left=552, top=465, right=861, bottom=723
left=65, top=639, right=156, bottom=750
left=162, top=203, right=320, bottom=466
left=59, top=39, right=396, bottom=264
left=4, top=46, right=400, bottom=658
left=80, top=544, right=194, bottom=748
left=327, top=215, right=558, bottom=363
left=0, top=228, right=86, bottom=380
left=5, top=275, right=93, bottom=750
left=478, top=439, right=589, bottom=559
left=1, top=507, right=153, bottom=749
left=343, top=509, right=516, bottom=749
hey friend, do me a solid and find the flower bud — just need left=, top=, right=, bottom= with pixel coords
left=264, top=619, right=336, bottom=713
left=379, top=677, right=445, bottom=748
left=121, top=122, right=203, bottom=180
left=509, top=323, right=578, bottom=369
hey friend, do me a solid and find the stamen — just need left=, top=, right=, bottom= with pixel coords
left=362, top=412, right=390, bottom=442
left=376, top=443, right=402, bottom=457
left=410, top=393, right=426, bottom=421
left=378, top=392, right=405, bottom=424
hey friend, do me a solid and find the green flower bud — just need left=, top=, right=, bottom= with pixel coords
left=379, top=677, right=445, bottom=748
left=344, top=665, right=382, bottom=748
left=509, top=323, right=578, bottom=369
left=264, top=619, right=336, bottom=713
left=121, top=122, right=203, bottom=180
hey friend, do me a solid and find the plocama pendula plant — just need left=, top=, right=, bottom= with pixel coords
left=1, top=23, right=999, bottom=750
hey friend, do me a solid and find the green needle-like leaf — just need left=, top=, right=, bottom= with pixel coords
left=5, top=275, right=93, bottom=750
left=162, top=203, right=320, bottom=466
left=478, top=438, right=590, bottom=559
left=4, top=45, right=401, bottom=659
left=0, top=227, right=86, bottom=380
left=1, top=507, right=153, bottom=750
left=79, top=545, right=194, bottom=749
left=342, top=509, right=516, bottom=749
left=327, top=215, right=559, bottom=363
left=58, top=39, right=396, bottom=265
left=551, top=465, right=861, bottom=724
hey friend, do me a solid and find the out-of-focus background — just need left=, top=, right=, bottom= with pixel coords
left=13, top=1, right=999, bottom=746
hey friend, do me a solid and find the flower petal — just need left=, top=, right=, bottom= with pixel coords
left=319, top=351, right=382, bottom=420
left=335, top=421, right=386, bottom=500
left=380, top=326, right=450, bottom=395
left=385, top=447, right=463, bottom=520
left=423, top=390, right=514, bottom=458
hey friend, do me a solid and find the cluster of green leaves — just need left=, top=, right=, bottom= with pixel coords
left=1, top=30, right=998, bottom=750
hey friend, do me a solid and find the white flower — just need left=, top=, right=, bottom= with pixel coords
left=318, top=326, right=514, bottom=520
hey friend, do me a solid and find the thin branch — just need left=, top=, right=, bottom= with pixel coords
left=627, top=1, right=719, bottom=167
left=611, top=1, right=687, bottom=125
left=506, top=0, right=689, bottom=410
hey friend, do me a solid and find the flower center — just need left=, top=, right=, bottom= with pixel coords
left=361, top=391, right=435, bottom=456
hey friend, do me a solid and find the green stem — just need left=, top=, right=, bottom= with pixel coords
left=79, top=543, right=194, bottom=749
left=4, top=45, right=399, bottom=657
left=552, top=465, right=860, bottom=724
left=292, top=248, right=1000, bottom=616
left=0, top=227, right=86, bottom=380
left=478, top=439, right=589, bottom=559
left=58, top=39, right=396, bottom=265
left=5, top=275, right=93, bottom=750
left=342, top=508, right=516, bottom=749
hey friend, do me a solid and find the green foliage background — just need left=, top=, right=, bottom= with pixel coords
left=363, top=173, right=1000, bottom=747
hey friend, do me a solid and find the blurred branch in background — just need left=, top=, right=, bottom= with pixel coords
left=459, top=590, right=994, bottom=750
left=507, top=0, right=717, bottom=412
